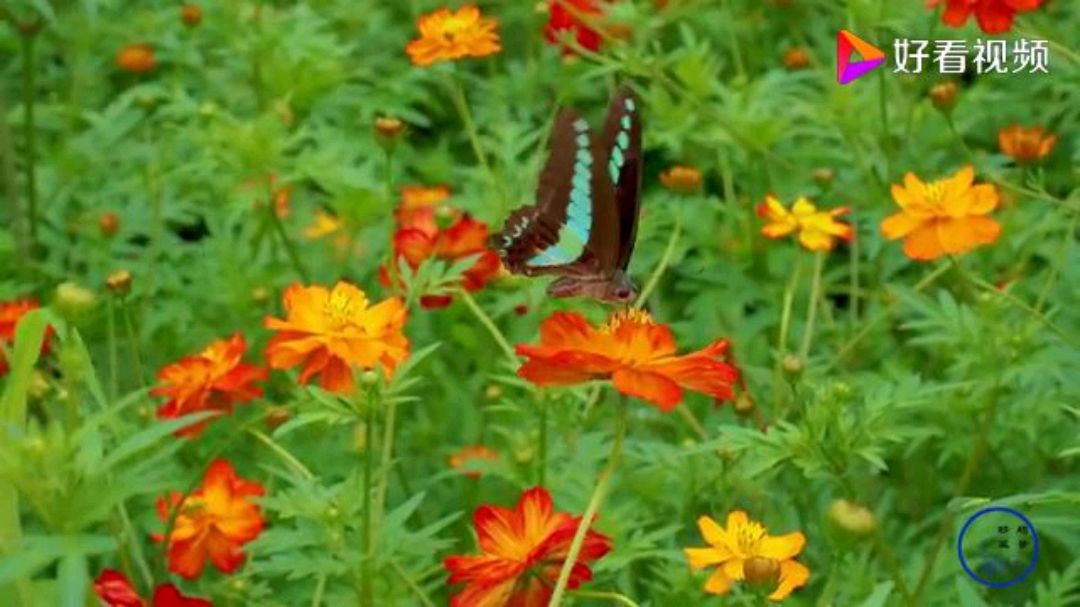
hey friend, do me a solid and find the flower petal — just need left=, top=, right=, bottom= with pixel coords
left=768, top=559, right=811, bottom=601
left=704, top=566, right=735, bottom=594
left=758, top=531, right=806, bottom=560
left=611, top=368, right=683, bottom=411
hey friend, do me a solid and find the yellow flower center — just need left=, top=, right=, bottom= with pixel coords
left=923, top=179, right=949, bottom=205
left=324, top=292, right=358, bottom=327
left=733, top=520, right=767, bottom=555
left=600, top=308, right=652, bottom=334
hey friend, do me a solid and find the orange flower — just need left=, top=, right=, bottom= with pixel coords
left=268, top=173, right=290, bottom=219
left=0, top=298, right=49, bottom=376
left=516, top=309, right=738, bottom=412
left=180, top=4, right=203, bottom=28
left=757, top=196, right=853, bottom=252
left=154, top=459, right=265, bottom=580
left=880, top=166, right=1001, bottom=261
left=449, top=444, right=500, bottom=479
left=93, top=569, right=211, bottom=607
left=406, top=5, right=501, bottom=67
left=444, top=486, right=611, bottom=606
left=116, top=44, right=157, bottom=73
left=264, top=282, right=409, bottom=394
left=381, top=209, right=502, bottom=309
left=660, top=165, right=703, bottom=194
left=303, top=209, right=344, bottom=240
left=782, top=47, right=810, bottom=70
left=929, top=0, right=1045, bottom=34
left=685, top=510, right=809, bottom=601
left=397, top=185, right=453, bottom=227
left=151, top=334, right=265, bottom=437
left=546, top=0, right=606, bottom=55
left=998, top=125, right=1056, bottom=164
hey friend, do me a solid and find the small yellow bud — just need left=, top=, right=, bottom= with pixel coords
left=781, top=354, right=804, bottom=377
left=54, top=282, right=97, bottom=319
left=106, top=270, right=133, bottom=296
left=812, top=168, right=835, bottom=186
left=484, top=384, right=503, bottom=401
left=929, top=81, right=958, bottom=113
left=733, top=392, right=755, bottom=417
left=827, top=499, right=877, bottom=536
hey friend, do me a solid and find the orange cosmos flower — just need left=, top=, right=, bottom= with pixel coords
left=782, top=47, right=811, bottom=70
left=998, top=125, right=1056, bottom=164
left=444, top=486, right=612, bottom=607
left=660, top=165, right=703, bottom=194
left=397, top=185, right=453, bottom=227
left=0, top=298, right=50, bottom=376
left=685, top=510, right=809, bottom=601
left=516, top=309, right=738, bottom=412
left=151, top=334, right=265, bottom=437
left=757, top=195, right=853, bottom=252
left=93, top=569, right=211, bottom=607
left=929, top=0, right=1044, bottom=34
left=406, top=5, right=501, bottom=67
left=116, top=44, right=157, bottom=73
left=546, top=0, right=607, bottom=55
left=880, top=166, right=1000, bottom=261
left=264, top=282, right=409, bottom=394
left=180, top=4, right=203, bottom=28
left=154, top=459, right=265, bottom=580
left=449, top=444, right=500, bottom=479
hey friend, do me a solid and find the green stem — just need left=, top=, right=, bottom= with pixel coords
left=117, top=503, right=154, bottom=591
left=120, top=301, right=147, bottom=389
left=634, top=215, right=682, bottom=309
left=911, top=387, right=1001, bottom=604
left=311, top=573, right=327, bottom=607
left=373, top=396, right=398, bottom=537
left=548, top=395, right=628, bottom=607
left=457, top=288, right=516, bottom=363
left=444, top=73, right=507, bottom=210
left=777, top=255, right=804, bottom=360
left=389, top=560, right=437, bottom=607
left=872, top=530, right=913, bottom=605
left=360, top=409, right=375, bottom=607
left=269, top=202, right=311, bottom=282
left=381, top=147, right=398, bottom=286
left=21, top=32, right=37, bottom=254
left=798, top=251, right=825, bottom=359
left=248, top=429, right=314, bottom=479
left=848, top=230, right=860, bottom=328
left=537, top=397, right=548, bottom=486
left=107, top=298, right=119, bottom=400
left=944, top=114, right=975, bottom=162
left=0, top=87, right=24, bottom=258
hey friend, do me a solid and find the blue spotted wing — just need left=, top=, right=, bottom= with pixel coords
left=600, top=86, right=643, bottom=272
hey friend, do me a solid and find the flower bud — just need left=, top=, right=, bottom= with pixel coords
left=99, top=212, right=121, bottom=237
left=827, top=499, right=876, bottom=536
left=251, top=286, right=271, bottom=305
left=659, top=165, right=702, bottom=195
left=929, top=81, right=958, bottom=113
left=54, top=282, right=97, bottom=321
left=484, top=384, right=503, bottom=401
left=782, top=47, right=810, bottom=70
left=360, top=370, right=380, bottom=386
left=106, top=270, right=133, bottom=296
left=811, top=168, right=835, bottom=186
left=435, top=205, right=457, bottom=229
left=374, top=117, right=406, bottom=151
left=733, top=392, right=755, bottom=417
left=115, top=44, right=156, bottom=74
left=181, top=4, right=203, bottom=27
left=743, top=557, right=781, bottom=586
left=781, top=354, right=804, bottom=377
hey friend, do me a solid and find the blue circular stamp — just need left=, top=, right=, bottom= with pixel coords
left=957, top=506, right=1039, bottom=588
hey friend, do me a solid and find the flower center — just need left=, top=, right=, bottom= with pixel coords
left=734, top=520, right=767, bottom=555
left=599, top=308, right=651, bottom=334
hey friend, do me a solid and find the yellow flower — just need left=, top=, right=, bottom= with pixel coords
left=406, top=5, right=501, bottom=67
left=304, top=210, right=344, bottom=240
left=880, top=166, right=1000, bottom=261
left=757, top=195, right=853, bottom=252
left=685, top=510, right=809, bottom=601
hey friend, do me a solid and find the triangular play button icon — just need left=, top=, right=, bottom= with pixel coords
left=837, top=30, right=885, bottom=85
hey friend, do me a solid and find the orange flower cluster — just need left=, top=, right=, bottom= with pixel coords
left=155, top=460, right=265, bottom=579
left=0, top=298, right=49, bottom=376
left=546, top=0, right=607, bottom=55
left=381, top=186, right=501, bottom=309
left=998, top=124, right=1056, bottom=164
left=930, top=0, right=1045, bottom=34
left=407, top=5, right=501, bottom=67
left=151, top=334, right=266, bottom=437
left=685, top=510, right=810, bottom=601
left=757, top=195, right=853, bottom=252
left=516, top=309, right=738, bottom=411
left=444, top=486, right=611, bottom=606
left=265, top=282, right=409, bottom=393
left=880, top=166, right=1000, bottom=261
left=94, top=569, right=211, bottom=607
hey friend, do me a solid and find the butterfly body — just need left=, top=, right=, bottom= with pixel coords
left=493, top=86, right=642, bottom=304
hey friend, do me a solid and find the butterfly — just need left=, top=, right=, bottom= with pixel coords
left=492, top=85, right=642, bottom=303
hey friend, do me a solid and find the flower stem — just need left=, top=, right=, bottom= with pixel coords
left=248, top=429, right=314, bottom=480
left=360, top=409, right=375, bottom=607
left=20, top=31, right=38, bottom=255
left=457, top=288, right=516, bottom=363
left=373, top=396, right=398, bottom=537
left=634, top=214, right=682, bottom=309
left=568, top=589, right=641, bottom=606
left=381, top=147, right=399, bottom=287
left=268, top=201, right=311, bottom=282
left=444, top=73, right=507, bottom=211
left=798, top=251, right=825, bottom=359
left=120, top=301, right=147, bottom=389
left=777, top=255, right=804, bottom=359
left=548, top=395, right=628, bottom=607
left=537, top=397, right=548, bottom=486
left=910, top=386, right=1001, bottom=604
left=107, top=298, right=119, bottom=400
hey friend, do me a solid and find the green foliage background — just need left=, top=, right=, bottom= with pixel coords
left=0, top=0, right=1077, bottom=605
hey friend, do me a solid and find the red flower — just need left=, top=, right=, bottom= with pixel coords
left=0, top=298, right=50, bottom=376
left=381, top=198, right=501, bottom=309
left=546, top=0, right=606, bottom=54
left=516, top=309, right=739, bottom=411
left=444, top=486, right=611, bottom=606
left=151, top=334, right=266, bottom=436
left=929, top=0, right=1045, bottom=34
left=154, top=460, right=265, bottom=579
left=93, top=569, right=211, bottom=607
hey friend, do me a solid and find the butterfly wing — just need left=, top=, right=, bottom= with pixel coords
left=600, top=85, right=643, bottom=271
left=495, top=108, right=616, bottom=276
